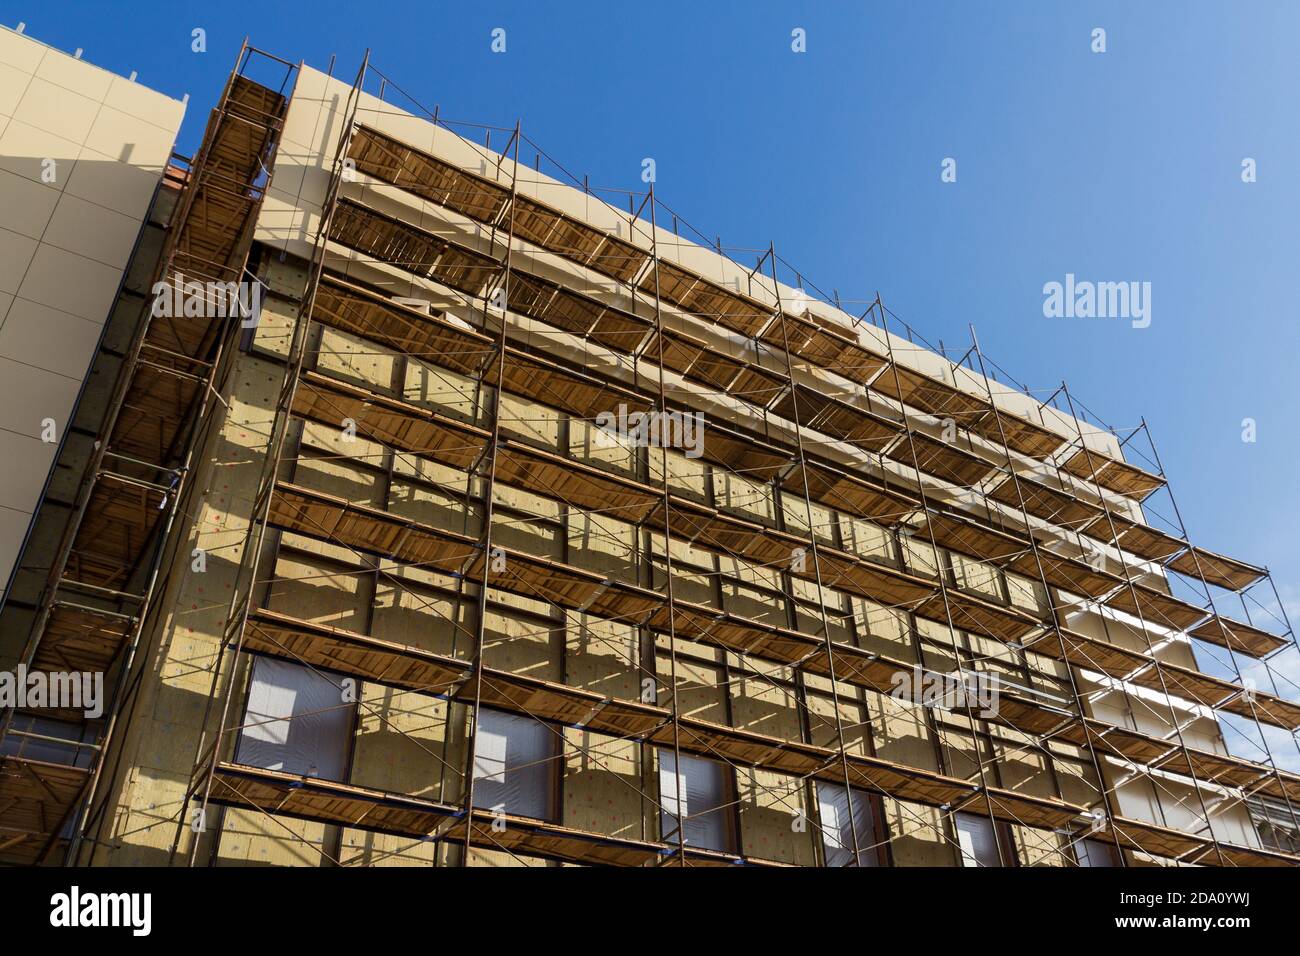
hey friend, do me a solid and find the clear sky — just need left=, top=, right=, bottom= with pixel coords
left=8, top=0, right=1298, bottom=758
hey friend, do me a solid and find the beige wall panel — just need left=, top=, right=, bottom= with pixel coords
left=1013, top=824, right=1066, bottom=867
left=851, top=597, right=913, bottom=660
left=567, top=511, right=635, bottom=581
left=885, top=799, right=955, bottom=866
left=250, top=294, right=296, bottom=357
left=317, top=325, right=398, bottom=392
left=499, top=392, right=558, bottom=448
left=1113, top=774, right=1163, bottom=825
left=351, top=684, right=454, bottom=801
left=736, top=768, right=816, bottom=865
left=215, top=809, right=330, bottom=867
left=901, top=535, right=941, bottom=579
left=294, top=451, right=384, bottom=508
left=805, top=690, right=870, bottom=756
left=990, top=727, right=1056, bottom=798
left=1006, top=571, right=1047, bottom=614
left=0, top=506, right=32, bottom=607
left=492, top=506, right=560, bottom=560
left=266, top=551, right=367, bottom=632
left=11, top=75, right=99, bottom=142
left=565, top=612, right=640, bottom=701
left=563, top=729, right=643, bottom=840
left=840, top=515, right=896, bottom=563
left=0, top=225, right=38, bottom=295
left=485, top=583, right=550, bottom=620
left=1051, top=750, right=1102, bottom=808
left=301, top=418, right=385, bottom=472
left=404, top=357, right=482, bottom=421
left=0, top=297, right=102, bottom=378
left=465, top=847, right=556, bottom=867
left=0, top=167, right=59, bottom=238
left=569, top=418, right=638, bottom=475
left=937, top=724, right=981, bottom=780
left=0, top=428, right=58, bottom=514
left=277, top=530, right=364, bottom=568
left=730, top=671, right=802, bottom=741
left=493, top=481, right=560, bottom=520
left=722, top=580, right=785, bottom=630
left=648, top=448, right=706, bottom=500
left=395, top=453, right=480, bottom=498
left=658, top=648, right=727, bottom=724
left=670, top=565, right=718, bottom=608
left=42, top=191, right=141, bottom=270
left=389, top=476, right=481, bottom=536
left=340, top=829, right=437, bottom=867
left=869, top=691, right=938, bottom=770
left=482, top=609, right=561, bottom=681
left=19, top=240, right=123, bottom=324
left=782, top=496, right=837, bottom=545
left=372, top=579, right=471, bottom=658
left=714, top=470, right=773, bottom=523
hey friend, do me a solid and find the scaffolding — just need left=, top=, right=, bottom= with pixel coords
left=9, top=46, right=1295, bottom=868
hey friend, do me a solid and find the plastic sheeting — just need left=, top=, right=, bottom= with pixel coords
left=471, top=707, right=556, bottom=820
left=658, top=750, right=733, bottom=853
left=816, top=782, right=880, bottom=867
left=955, top=811, right=1002, bottom=867
left=1076, top=837, right=1120, bottom=867
left=236, top=658, right=353, bottom=781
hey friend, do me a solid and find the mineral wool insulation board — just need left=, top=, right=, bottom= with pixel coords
left=0, top=26, right=185, bottom=597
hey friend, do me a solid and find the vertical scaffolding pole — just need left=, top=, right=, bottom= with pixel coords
left=458, top=121, right=523, bottom=866
left=643, top=187, right=689, bottom=867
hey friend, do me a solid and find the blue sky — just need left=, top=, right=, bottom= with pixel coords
left=9, top=1, right=1298, bottom=753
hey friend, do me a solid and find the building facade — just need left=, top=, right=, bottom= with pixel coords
left=2, top=41, right=1298, bottom=868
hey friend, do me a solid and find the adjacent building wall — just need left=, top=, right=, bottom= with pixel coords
left=0, top=26, right=184, bottom=599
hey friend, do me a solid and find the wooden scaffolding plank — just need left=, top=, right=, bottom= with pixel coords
left=969, top=411, right=1066, bottom=461
left=0, top=757, right=88, bottom=866
left=989, top=474, right=1103, bottom=530
left=872, top=363, right=990, bottom=422
left=1105, top=582, right=1207, bottom=632
left=506, top=269, right=650, bottom=352
left=33, top=605, right=131, bottom=676
left=1083, top=513, right=1186, bottom=562
left=645, top=326, right=785, bottom=406
left=1187, top=617, right=1289, bottom=658
left=347, top=125, right=511, bottom=223
left=887, top=432, right=997, bottom=487
left=1060, top=448, right=1165, bottom=501
left=639, top=260, right=772, bottom=337
left=771, top=384, right=901, bottom=453
left=759, top=310, right=889, bottom=386
left=1167, top=546, right=1267, bottom=592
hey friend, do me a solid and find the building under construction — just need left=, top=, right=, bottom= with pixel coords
left=2, top=33, right=1299, bottom=868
